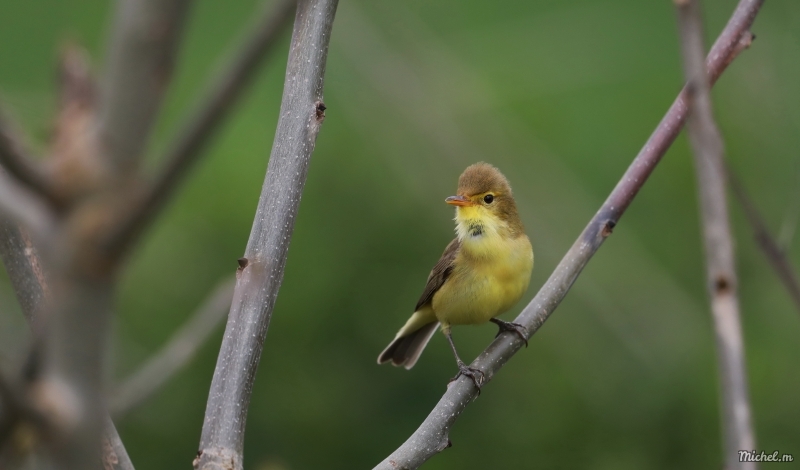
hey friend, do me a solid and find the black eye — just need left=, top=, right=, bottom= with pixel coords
left=483, top=194, right=494, bottom=204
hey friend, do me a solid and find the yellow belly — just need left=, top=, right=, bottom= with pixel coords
left=432, top=234, right=533, bottom=326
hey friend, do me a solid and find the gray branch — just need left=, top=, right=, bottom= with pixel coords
left=0, top=224, right=133, bottom=469
left=195, top=1, right=338, bottom=469
left=97, top=0, right=193, bottom=173
left=110, top=277, right=235, bottom=416
left=0, top=168, right=56, bottom=238
left=107, top=0, right=296, bottom=254
left=0, top=109, right=55, bottom=204
left=375, top=0, right=763, bottom=468
left=676, top=0, right=756, bottom=467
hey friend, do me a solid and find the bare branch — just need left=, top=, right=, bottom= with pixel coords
left=0, top=169, right=56, bottom=237
left=97, top=0, right=193, bottom=173
left=0, top=109, right=55, bottom=204
left=106, top=0, right=296, bottom=254
left=676, top=1, right=756, bottom=467
left=0, top=222, right=48, bottom=325
left=0, top=223, right=133, bottom=469
left=727, top=167, right=800, bottom=313
left=110, top=277, right=235, bottom=416
left=375, top=1, right=763, bottom=468
left=195, top=1, right=338, bottom=468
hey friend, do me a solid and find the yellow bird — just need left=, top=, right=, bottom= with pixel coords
left=378, top=162, right=533, bottom=387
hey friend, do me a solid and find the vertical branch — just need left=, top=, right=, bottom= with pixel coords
left=675, top=0, right=756, bottom=468
left=97, top=0, right=193, bottom=173
left=0, top=222, right=48, bottom=325
left=195, top=1, right=338, bottom=469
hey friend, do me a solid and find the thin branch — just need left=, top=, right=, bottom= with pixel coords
left=0, top=109, right=56, bottom=204
left=676, top=0, right=756, bottom=468
left=106, top=0, right=296, bottom=254
left=727, top=167, right=800, bottom=313
left=97, top=0, right=193, bottom=173
left=195, top=0, right=338, bottom=468
left=110, top=277, right=235, bottom=416
left=375, top=0, right=763, bottom=467
left=0, top=223, right=48, bottom=326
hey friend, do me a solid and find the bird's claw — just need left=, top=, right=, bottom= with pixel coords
left=450, top=360, right=485, bottom=392
left=491, top=318, right=529, bottom=347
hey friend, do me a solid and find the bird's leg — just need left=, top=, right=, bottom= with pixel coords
left=443, top=326, right=484, bottom=390
left=490, top=317, right=528, bottom=347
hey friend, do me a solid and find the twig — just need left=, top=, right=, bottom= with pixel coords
left=96, top=0, right=193, bottom=173
left=195, top=1, right=338, bottom=468
left=110, top=277, right=235, bottom=416
left=106, top=0, right=296, bottom=254
left=676, top=1, right=757, bottom=468
left=375, top=0, right=763, bottom=468
left=0, top=109, right=56, bottom=204
left=727, top=167, right=800, bottom=313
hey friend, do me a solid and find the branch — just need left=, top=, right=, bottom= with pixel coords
left=676, top=1, right=757, bottom=467
left=0, top=109, right=56, bottom=204
left=727, top=166, right=800, bottom=312
left=97, top=0, right=193, bottom=173
left=0, top=222, right=48, bottom=325
left=0, top=223, right=134, bottom=469
left=375, top=0, right=763, bottom=467
left=106, top=0, right=296, bottom=254
left=0, top=168, right=56, bottom=238
left=110, top=277, right=235, bottom=416
left=195, top=0, right=338, bottom=468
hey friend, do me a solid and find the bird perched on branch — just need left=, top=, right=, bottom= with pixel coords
left=378, top=162, right=533, bottom=388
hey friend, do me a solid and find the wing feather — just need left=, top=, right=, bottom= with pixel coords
left=414, top=238, right=460, bottom=311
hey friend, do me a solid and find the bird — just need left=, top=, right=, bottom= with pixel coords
left=377, top=162, right=533, bottom=388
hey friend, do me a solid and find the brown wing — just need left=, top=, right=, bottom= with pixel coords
left=414, top=238, right=461, bottom=311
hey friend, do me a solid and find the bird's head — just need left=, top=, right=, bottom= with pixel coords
left=446, top=162, right=524, bottom=239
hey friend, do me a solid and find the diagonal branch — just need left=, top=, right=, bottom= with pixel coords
left=676, top=1, right=756, bottom=468
left=106, top=0, right=296, bottom=255
left=0, top=109, right=56, bottom=205
left=195, top=1, right=338, bottom=469
left=0, top=223, right=134, bottom=470
left=375, top=0, right=763, bottom=468
left=727, top=167, right=800, bottom=314
left=97, top=0, right=193, bottom=173
left=110, top=276, right=235, bottom=416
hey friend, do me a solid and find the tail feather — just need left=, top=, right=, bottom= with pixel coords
left=377, top=321, right=439, bottom=369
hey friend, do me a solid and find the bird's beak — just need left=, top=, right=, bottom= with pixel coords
left=445, top=195, right=474, bottom=207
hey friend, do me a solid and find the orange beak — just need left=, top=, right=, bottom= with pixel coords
left=445, top=195, right=474, bottom=207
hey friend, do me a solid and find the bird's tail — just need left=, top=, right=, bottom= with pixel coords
left=378, top=311, right=439, bottom=370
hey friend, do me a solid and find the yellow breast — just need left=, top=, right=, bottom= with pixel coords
left=432, top=209, right=533, bottom=326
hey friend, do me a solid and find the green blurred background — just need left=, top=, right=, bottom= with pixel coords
left=1, top=0, right=799, bottom=468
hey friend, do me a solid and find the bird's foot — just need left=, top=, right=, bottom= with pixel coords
left=450, top=360, right=485, bottom=392
left=490, top=318, right=528, bottom=347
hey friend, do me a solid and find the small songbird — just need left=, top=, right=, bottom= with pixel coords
left=378, top=162, right=533, bottom=387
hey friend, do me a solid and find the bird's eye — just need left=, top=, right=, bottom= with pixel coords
left=483, top=194, right=494, bottom=204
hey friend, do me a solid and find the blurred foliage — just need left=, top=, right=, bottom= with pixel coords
left=1, top=0, right=799, bottom=469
